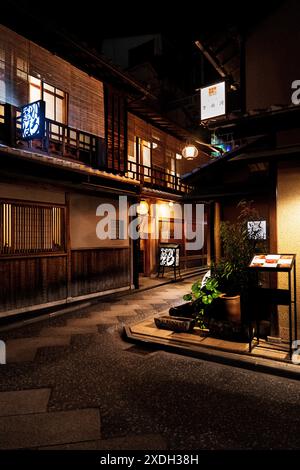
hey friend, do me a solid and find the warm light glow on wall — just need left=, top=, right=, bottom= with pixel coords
left=158, top=203, right=170, bottom=219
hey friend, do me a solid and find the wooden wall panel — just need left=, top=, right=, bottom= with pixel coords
left=0, top=255, right=67, bottom=311
left=127, top=112, right=185, bottom=172
left=71, top=248, right=130, bottom=297
left=0, top=25, right=105, bottom=138
left=105, top=85, right=127, bottom=172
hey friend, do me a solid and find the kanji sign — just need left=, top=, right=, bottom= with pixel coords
left=21, top=100, right=45, bottom=140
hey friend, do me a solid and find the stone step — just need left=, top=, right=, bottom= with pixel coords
left=6, top=336, right=71, bottom=363
left=0, top=388, right=51, bottom=417
left=0, top=408, right=101, bottom=449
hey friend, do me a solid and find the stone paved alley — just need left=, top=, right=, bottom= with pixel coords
left=1, top=277, right=300, bottom=450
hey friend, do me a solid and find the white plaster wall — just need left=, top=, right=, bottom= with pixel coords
left=69, top=193, right=129, bottom=249
left=277, top=162, right=300, bottom=339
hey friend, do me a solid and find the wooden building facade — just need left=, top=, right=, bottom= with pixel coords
left=0, top=25, right=208, bottom=319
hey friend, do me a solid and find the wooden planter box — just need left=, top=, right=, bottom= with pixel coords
left=154, top=315, right=195, bottom=332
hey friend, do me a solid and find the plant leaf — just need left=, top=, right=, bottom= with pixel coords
left=183, top=294, right=192, bottom=301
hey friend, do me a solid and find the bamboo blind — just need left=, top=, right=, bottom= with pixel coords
left=127, top=113, right=188, bottom=174
left=0, top=200, right=65, bottom=255
left=0, top=25, right=105, bottom=138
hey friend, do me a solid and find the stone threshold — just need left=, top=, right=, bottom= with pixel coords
left=124, top=318, right=300, bottom=380
left=136, top=266, right=208, bottom=293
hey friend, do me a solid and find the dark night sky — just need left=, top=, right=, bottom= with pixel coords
left=2, top=0, right=286, bottom=45
left=0, top=0, right=289, bottom=114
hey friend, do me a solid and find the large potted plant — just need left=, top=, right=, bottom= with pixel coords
left=212, top=200, right=265, bottom=324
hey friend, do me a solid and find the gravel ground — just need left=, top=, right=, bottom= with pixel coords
left=0, top=279, right=300, bottom=450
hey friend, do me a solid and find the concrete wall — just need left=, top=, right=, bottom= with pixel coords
left=277, top=161, right=300, bottom=339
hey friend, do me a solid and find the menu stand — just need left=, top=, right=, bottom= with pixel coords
left=248, top=254, right=297, bottom=359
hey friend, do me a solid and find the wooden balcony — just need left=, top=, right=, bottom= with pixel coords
left=15, top=116, right=106, bottom=169
left=127, top=161, right=191, bottom=194
left=0, top=104, right=191, bottom=193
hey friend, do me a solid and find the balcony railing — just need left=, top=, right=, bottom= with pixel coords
left=127, top=161, right=191, bottom=193
left=14, top=114, right=105, bottom=169
left=0, top=104, right=191, bottom=193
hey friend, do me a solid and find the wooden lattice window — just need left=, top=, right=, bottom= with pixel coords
left=0, top=200, right=65, bottom=255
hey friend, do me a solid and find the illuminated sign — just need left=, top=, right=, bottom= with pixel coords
left=159, top=244, right=180, bottom=267
left=200, top=81, right=226, bottom=120
left=247, top=220, right=267, bottom=240
left=21, top=100, right=45, bottom=140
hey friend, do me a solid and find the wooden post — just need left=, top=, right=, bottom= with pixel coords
left=206, top=203, right=211, bottom=266
left=65, top=192, right=72, bottom=299
left=4, top=104, right=16, bottom=147
left=214, top=201, right=222, bottom=263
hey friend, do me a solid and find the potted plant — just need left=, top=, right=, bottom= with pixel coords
left=182, top=277, right=221, bottom=330
left=212, top=200, right=265, bottom=324
left=155, top=277, right=220, bottom=333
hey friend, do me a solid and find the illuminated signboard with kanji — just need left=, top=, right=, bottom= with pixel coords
left=21, top=100, right=45, bottom=140
left=200, top=81, right=226, bottom=120
left=247, top=220, right=267, bottom=240
left=159, top=244, right=180, bottom=267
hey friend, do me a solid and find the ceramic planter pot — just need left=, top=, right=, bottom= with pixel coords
left=154, top=315, right=195, bottom=332
left=220, top=293, right=241, bottom=323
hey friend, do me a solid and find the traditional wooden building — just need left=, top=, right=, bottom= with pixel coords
left=0, top=25, right=209, bottom=320
left=183, top=1, right=300, bottom=341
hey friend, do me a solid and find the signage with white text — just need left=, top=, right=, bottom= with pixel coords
left=200, top=81, right=226, bottom=120
left=21, top=100, right=45, bottom=140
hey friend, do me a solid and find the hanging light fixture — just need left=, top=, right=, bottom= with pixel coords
left=182, top=143, right=199, bottom=160
left=136, top=200, right=149, bottom=216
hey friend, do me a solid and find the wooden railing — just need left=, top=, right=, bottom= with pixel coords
left=15, top=114, right=105, bottom=169
left=127, top=161, right=191, bottom=193
left=0, top=104, right=192, bottom=193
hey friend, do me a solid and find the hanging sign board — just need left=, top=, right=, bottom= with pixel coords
left=200, top=81, right=226, bottom=120
left=21, top=100, right=45, bottom=140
